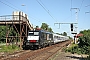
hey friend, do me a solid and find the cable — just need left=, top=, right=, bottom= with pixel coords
left=4, top=0, right=22, bottom=11
left=29, top=16, right=42, bottom=23
left=36, top=0, right=57, bottom=22
left=0, top=0, right=43, bottom=25
left=0, top=0, right=41, bottom=28
left=39, top=0, right=48, bottom=11
left=0, top=0, right=18, bottom=11
left=36, top=0, right=58, bottom=30
left=0, top=0, right=54, bottom=31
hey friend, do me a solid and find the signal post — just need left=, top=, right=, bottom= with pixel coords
left=54, top=22, right=78, bottom=44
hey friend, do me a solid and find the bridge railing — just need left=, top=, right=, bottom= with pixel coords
left=0, top=15, right=28, bottom=21
left=0, top=15, right=33, bottom=30
left=0, top=15, right=12, bottom=21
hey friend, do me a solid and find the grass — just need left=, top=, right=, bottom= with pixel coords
left=0, top=45, right=20, bottom=53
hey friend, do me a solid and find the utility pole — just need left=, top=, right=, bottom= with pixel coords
left=71, top=8, right=80, bottom=44
left=71, top=8, right=80, bottom=22
left=54, top=8, right=79, bottom=44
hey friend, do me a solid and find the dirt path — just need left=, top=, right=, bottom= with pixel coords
left=48, top=51, right=88, bottom=60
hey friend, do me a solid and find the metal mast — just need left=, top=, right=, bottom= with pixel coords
left=71, top=8, right=80, bottom=44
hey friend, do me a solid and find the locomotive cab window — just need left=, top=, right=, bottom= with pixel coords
left=28, top=32, right=34, bottom=36
left=34, top=32, right=39, bottom=36
left=28, top=32, right=39, bottom=36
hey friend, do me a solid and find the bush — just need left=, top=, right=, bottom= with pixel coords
left=65, top=29, right=90, bottom=59
left=66, top=44, right=80, bottom=54
left=65, top=43, right=89, bottom=54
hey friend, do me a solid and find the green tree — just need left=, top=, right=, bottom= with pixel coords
left=62, top=32, right=67, bottom=36
left=0, top=25, right=18, bottom=43
left=48, top=27, right=53, bottom=33
left=41, top=23, right=48, bottom=30
left=41, top=23, right=53, bottom=32
left=78, top=29, right=90, bottom=54
left=0, top=26, right=6, bottom=43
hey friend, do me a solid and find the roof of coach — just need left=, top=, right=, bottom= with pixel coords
left=52, top=33, right=69, bottom=37
left=52, top=33, right=62, bottom=36
left=40, top=30, right=52, bottom=34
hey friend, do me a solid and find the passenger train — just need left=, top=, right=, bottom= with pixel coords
left=22, top=28, right=69, bottom=49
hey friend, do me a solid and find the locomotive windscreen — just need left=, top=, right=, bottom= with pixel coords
left=28, top=32, right=39, bottom=36
left=27, top=31, right=39, bottom=41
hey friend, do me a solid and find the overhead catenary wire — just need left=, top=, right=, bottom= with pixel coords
left=4, top=0, right=21, bottom=11
left=0, top=0, right=18, bottom=11
left=0, top=0, right=43, bottom=26
left=39, top=0, right=48, bottom=11
left=0, top=0, right=82, bottom=31
left=36, top=0, right=59, bottom=30
left=36, top=0, right=58, bottom=22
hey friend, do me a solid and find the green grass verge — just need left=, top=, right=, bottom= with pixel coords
left=65, top=43, right=82, bottom=54
left=64, top=43, right=90, bottom=60
left=0, top=45, right=20, bottom=53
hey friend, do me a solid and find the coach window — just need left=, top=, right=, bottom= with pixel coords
left=47, top=34, right=49, bottom=40
left=57, top=36, right=58, bottom=39
left=54, top=36, right=56, bottom=39
left=49, top=34, right=53, bottom=40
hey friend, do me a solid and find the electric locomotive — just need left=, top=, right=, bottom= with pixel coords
left=22, top=28, right=53, bottom=49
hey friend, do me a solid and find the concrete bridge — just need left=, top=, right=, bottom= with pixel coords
left=0, top=11, right=33, bottom=49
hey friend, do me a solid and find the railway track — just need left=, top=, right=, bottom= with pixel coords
left=0, top=50, right=32, bottom=60
left=0, top=40, right=71, bottom=60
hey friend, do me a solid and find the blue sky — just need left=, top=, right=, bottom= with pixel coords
left=0, top=0, right=90, bottom=37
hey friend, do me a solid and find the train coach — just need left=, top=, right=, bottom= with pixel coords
left=22, top=28, right=69, bottom=50
left=52, top=33, right=69, bottom=44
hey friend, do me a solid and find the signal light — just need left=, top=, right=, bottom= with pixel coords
left=71, top=24, right=73, bottom=31
left=71, top=29, right=73, bottom=31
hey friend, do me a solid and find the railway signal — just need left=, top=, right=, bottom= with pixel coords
left=54, top=22, right=77, bottom=32
left=70, top=23, right=73, bottom=31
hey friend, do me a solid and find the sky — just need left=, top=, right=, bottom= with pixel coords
left=0, top=0, right=90, bottom=37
